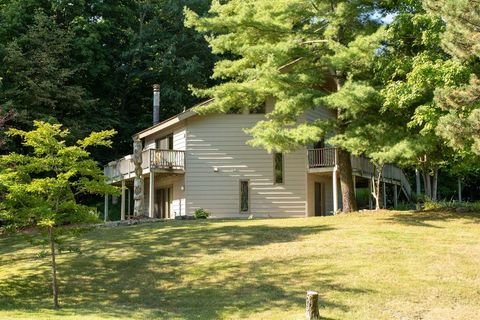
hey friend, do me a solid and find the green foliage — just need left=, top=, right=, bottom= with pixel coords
left=185, top=0, right=389, bottom=152
left=0, top=121, right=118, bottom=231
left=355, top=188, right=370, bottom=208
left=0, top=0, right=215, bottom=161
left=423, top=200, right=480, bottom=213
left=423, top=0, right=480, bottom=60
left=393, top=202, right=415, bottom=211
left=194, top=208, right=210, bottom=219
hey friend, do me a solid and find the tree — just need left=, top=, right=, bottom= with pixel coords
left=185, top=0, right=396, bottom=212
left=0, top=0, right=216, bottom=161
left=374, top=6, right=471, bottom=200
left=1, top=11, right=91, bottom=137
left=423, top=0, right=480, bottom=157
left=0, top=121, right=118, bottom=309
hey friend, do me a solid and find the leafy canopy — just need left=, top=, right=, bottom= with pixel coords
left=0, top=121, right=118, bottom=231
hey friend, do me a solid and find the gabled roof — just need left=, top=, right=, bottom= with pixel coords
left=133, top=59, right=304, bottom=140
left=133, top=98, right=214, bottom=140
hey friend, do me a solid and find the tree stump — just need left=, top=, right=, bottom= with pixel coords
left=306, top=291, right=320, bottom=320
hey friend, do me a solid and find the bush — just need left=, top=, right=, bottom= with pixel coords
left=423, top=200, right=480, bottom=212
left=394, top=202, right=415, bottom=211
left=194, top=208, right=210, bottom=219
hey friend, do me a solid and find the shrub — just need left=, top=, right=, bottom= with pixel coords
left=194, top=208, right=210, bottom=219
left=423, top=200, right=480, bottom=212
left=394, top=202, right=415, bottom=211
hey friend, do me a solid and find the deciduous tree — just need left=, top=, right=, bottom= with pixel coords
left=0, top=121, right=118, bottom=308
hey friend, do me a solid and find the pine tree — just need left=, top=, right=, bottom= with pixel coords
left=424, top=0, right=480, bottom=157
left=185, top=0, right=393, bottom=212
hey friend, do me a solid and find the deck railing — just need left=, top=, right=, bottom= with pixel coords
left=104, top=149, right=185, bottom=183
left=308, top=148, right=410, bottom=188
left=150, top=149, right=185, bottom=170
left=307, top=148, right=337, bottom=167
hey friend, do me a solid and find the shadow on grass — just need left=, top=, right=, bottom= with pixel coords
left=384, top=210, right=480, bottom=228
left=0, top=221, right=369, bottom=319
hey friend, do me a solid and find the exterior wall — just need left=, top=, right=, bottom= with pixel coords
left=304, top=106, right=335, bottom=123
left=184, top=114, right=307, bottom=218
left=144, top=174, right=186, bottom=218
left=143, top=123, right=186, bottom=151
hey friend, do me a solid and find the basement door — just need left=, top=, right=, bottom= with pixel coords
left=156, top=187, right=173, bottom=219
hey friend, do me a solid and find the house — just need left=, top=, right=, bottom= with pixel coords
left=103, top=85, right=411, bottom=220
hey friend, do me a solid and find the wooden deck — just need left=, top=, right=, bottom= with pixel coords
left=104, top=149, right=185, bottom=184
left=308, top=148, right=412, bottom=197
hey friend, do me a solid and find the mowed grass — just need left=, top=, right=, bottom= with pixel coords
left=1, top=210, right=479, bottom=319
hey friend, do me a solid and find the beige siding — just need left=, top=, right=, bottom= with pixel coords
left=143, top=124, right=186, bottom=151
left=304, top=106, right=335, bottom=122
left=185, top=114, right=307, bottom=218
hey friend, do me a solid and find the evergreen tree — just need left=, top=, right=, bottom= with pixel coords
left=185, top=0, right=395, bottom=212
left=424, top=0, right=480, bottom=157
left=1, top=11, right=91, bottom=137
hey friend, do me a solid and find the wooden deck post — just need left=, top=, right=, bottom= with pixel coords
left=353, top=175, right=357, bottom=197
left=393, top=184, right=398, bottom=208
left=149, top=171, right=155, bottom=218
left=368, top=179, right=373, bottom=209
left=382, top=181, right=387, bottom=208
left=306, top=291, right=320, bottom=320
left=415, top=168, right=421, bottom=196
left=104, top=194, right=108, bottom=222
left=458, top=178, right=462, bottom=202
left=127, top=187, right=131, bottom=218
left=121, top=180, right=126, bottom=221
left=332, top=169, right=338, bottom=214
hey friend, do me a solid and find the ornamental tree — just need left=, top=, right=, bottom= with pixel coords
left=185, top=0, right=395, bottom=212
left=0, top=121, right=118, bottom=309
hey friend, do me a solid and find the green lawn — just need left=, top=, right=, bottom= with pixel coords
left=1, top=210, right=479, bottom=319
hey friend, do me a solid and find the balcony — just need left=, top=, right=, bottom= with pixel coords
left=104, top=149, right=185, bottom=184
left=307, top=148, right=411, bottom=195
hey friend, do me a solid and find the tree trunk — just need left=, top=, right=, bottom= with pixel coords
left=306, top=291, right=320, bottom=320
left=331, top=69, right=357, bottom=213
left=432, top=168, right=438, bottom=201
left=49, top=227, right=59, bottom=309
left=371, top=164, right=384, bottom=210
left=425, top=173, right=432, bottom=200
left=336, top=148, right=357, bottom=212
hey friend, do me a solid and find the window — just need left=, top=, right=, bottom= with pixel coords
left=274, top=153, right=284, bottom=184
left=156, top=134, right=173, bottom=150
left=240, top=180, right=249, bottom=212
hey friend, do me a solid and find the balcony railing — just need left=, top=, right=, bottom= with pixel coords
left=308, top=148, right=337, bottom=167
left=150, top=149, right=185, bottom=170
left=104, top=149, right=185, bottom=183
left=308, top=148, right=410, bottom=188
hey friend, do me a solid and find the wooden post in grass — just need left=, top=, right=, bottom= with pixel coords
left=306, top=291, right=320, bottom=320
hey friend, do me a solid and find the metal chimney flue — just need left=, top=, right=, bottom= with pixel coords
left=153, top=84, right=160, bottom=125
